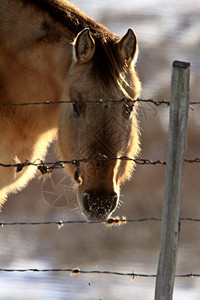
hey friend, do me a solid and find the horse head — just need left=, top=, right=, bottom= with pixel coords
left=58, top=28, right=141, bottom=221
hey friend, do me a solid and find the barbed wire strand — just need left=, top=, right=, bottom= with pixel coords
left=0, top=157, right=167, bottom=172
left=1, top=217, right=200, bottom=227
left=0, top=98, right=200, bottom=107
left=0, top=217, right=160, bottom=227
left=0, top=156, right=200, bottom=177
left=0, top=268, right=199, bottom=278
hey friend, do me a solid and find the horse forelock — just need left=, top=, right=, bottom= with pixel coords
left=91, top=37, right=130, bottom=94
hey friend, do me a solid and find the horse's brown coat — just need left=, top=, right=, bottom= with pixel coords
left=0, top=0, right=141, bottom=220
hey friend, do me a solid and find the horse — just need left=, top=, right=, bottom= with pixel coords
left=0, top=0, right=141, bottom=221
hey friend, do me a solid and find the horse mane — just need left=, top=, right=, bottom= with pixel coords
left=22, top=0, right=114, bottom=37
left=22, top=0, right=129, bottom=90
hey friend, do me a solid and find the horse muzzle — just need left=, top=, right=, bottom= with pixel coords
left=81, top=191, right=118, bottom=221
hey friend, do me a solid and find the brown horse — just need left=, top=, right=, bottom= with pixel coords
left=0, top=0, right=141, bottom=220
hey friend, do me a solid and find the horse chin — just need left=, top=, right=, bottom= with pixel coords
left=83, top=211, right=113, bottom=222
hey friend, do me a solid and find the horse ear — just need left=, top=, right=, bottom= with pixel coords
left=73, top=28, right=95, bottom=64
left=117, top=28, right=138, bottom=64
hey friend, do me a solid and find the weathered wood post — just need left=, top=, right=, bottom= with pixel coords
left=155, top=61, right=190, bottom=300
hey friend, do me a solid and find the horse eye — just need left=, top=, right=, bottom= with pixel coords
left=72, top=101, right=80, bottom=117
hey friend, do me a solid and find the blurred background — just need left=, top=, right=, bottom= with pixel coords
left=0, top=0, right=200, bottom=299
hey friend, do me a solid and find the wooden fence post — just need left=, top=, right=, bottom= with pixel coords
left=154, top=61, right=190, bottom=300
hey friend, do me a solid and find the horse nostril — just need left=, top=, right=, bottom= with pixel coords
left=111, top=192, right=118, bottom=208
left=82, top=192, right=92, bottom=212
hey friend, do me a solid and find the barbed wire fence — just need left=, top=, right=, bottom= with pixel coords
left=0, top=216, right=200, bottom=279
left=0, top=61, right=200, bottom=299
left=0, top=97, right=200, bottom=177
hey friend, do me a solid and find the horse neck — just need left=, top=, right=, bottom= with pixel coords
left=0, top=0, right=73, bottom=131
left=0, top=42, right=73, bottom=169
